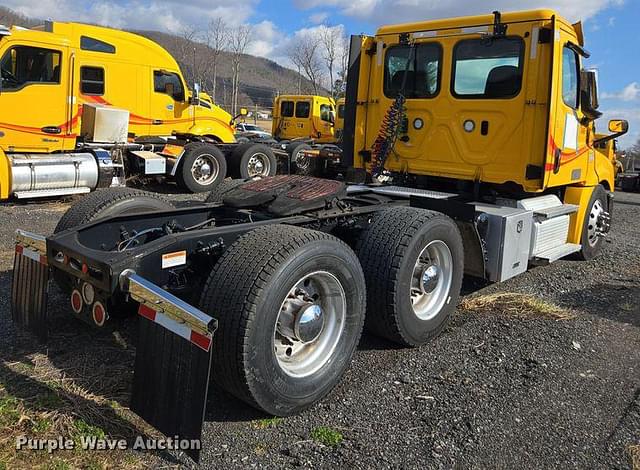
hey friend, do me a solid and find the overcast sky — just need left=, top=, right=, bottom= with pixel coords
left=3, top=0, right=638, bottom=147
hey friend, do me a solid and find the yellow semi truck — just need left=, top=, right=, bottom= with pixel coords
left=9, top=10, right=629, bottom=461
left=0, top=21, right=278, bottom=199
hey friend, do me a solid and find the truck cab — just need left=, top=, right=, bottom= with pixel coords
left=0, top=21, right=235, bottom=155
left=272, top=95, right=336, bottom=143
left=346, top=10, right=622, bottom=197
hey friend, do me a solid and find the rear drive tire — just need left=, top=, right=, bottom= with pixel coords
left=205, top=178, right=246, bottom=203
left=287, top=142, right=314, bottom=175
left=53, top=188, right=174, bottom=294
left=199, top=225, right=366, bottom=415
left=229, top=143, right=277, bottom=179
left=577, top=184, right=609, bottom=260
left=355, top=207, right=464, bottom=347
left=176, top=143, right=227, bottom=193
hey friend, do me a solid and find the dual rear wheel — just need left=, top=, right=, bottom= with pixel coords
left=201, top=207, right=464, bottom=415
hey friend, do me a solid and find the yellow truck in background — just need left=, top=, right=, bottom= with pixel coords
left=0, top=21, right=278, bottom=199
left=269, top=94, right=341, bottom=175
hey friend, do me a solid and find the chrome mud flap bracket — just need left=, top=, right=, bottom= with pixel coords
left=120, top=270, right=217, bottom=463
left=11, top=230, right=50, bottom=342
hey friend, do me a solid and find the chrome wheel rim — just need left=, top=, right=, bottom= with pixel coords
left=295, top=149, right=309, bottom=170
left=274, top=271, right=346, bottom=378
left=247, top=152, right=271, bottom=177
left=587, top=199, right=605, bottom=247
left=191, top=154, right=219, bottom=186
left=410, top=240, right=453, bottom=320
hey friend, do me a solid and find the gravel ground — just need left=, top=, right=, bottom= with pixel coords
left=0, top=186, right=638, bottom=469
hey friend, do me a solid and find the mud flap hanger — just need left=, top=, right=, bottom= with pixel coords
left=120, top=270, right=217, bottom=463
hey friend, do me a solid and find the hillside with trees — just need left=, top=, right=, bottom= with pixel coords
left=0, top=6, right=323, bottom=114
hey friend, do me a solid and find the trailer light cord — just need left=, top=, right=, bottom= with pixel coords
left=370, top=45, right=413, bottom=178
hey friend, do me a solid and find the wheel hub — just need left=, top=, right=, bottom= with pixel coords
left=421, top=265, right=440, bottom=294
left=295, top=304, right=324, bottom=343
left=587, top=199, right=609, bottom=247
left=247, top=153, right=270, bottom=177
left=199, top=162, right=212, bottom=177
left=410, top=240, right=453, bottom=320
left=191, top=154, right=219, bottom=185
left=274, top=271, right=345, bottom=377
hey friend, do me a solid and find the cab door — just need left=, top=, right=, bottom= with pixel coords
left=314, top=101, right=336, bottom=142
left=149, top=69, right=191, bottom=137
left=0, top=42, right=70, bottom=152
left=372, top=20, right=535, bottom=185
left=544, top=29, right=589, bottom=188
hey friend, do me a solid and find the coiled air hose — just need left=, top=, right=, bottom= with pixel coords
left=370, top=94, right=407, bottom=177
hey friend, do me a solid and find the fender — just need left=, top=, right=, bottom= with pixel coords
left=188, top=123, right=235, bottom=144
left=564, top=185, right=595, bottom=244
left=0, top=147, right=11, bottom=200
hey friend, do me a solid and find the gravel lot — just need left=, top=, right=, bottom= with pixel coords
left=0, top=187, right=638, bottom=469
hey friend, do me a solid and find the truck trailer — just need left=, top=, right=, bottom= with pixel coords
left=0, top=21, right=279, bottom=200
left=9, top=9, right=628, bottom=462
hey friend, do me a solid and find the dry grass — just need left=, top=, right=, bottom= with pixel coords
left=460, top=292, right=576, bottom=320
left=629, top=444, right=640, bottom=470
left=0, top=327, right=174, bottom=469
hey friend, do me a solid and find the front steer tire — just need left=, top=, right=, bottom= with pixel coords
left=356, top=207, right=464, bottom=347
left=577, top=184, right=609, bottom=261
left=199, top=225, right=366, bottom=416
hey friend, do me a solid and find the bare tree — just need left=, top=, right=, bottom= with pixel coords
left=174, top=26, right=205, bottom=87
left=229, top=24, right=252, bottom=115
left=320, top=25, right=340, bottom=99
left=335, top=30, right=350, bottom=97
left=288, top=35, right=324, bottom=95
left=203, top=17, right=228, bottom=103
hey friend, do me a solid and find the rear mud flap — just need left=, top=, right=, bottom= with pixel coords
left=11, top=231, right=49, bottom=342
left=122, top=271, right=216, bottom=463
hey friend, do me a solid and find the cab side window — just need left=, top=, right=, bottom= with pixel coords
left=280, top=100, right=294, bottom=117
left=153, top=71, right=185, bottom=102
left=562, top=46, right=579, bottom=108
left=452, top=38, right=523, bottom=99
left=337, top=104, right=345, bottom=119
left=80, top=66, right=104, bottom=95
left=0, top=46, right=61, bottom=91
left=295, top=101, right=310, bottom=118
left=319, top=103, right=334, bottom=122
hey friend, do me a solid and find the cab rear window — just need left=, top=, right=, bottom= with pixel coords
left=280, top=100, right=294, bottom=117
left=452, top=38, right=524, bottom=99
left=384, top=43, right=442, bottom=99
left=295, top=101, right=310, bottom=118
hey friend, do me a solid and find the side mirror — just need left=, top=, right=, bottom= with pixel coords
left=580, top=69, right=602, bottom=121
left=594, top=119, right=629, bottom=146
left=239, top=107, right=248, bottom=116
left=609, top=119, right=628, bottom=133
left=191, top=82, right=201, bottom=106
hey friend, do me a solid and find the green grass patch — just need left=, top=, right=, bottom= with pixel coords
left=254, top=416, right=284, bottom=429
left=0, top=395, right=21, bottom=426
left=71, top=419, right=106, bottom=442
left=31, top=416, right=52, bottom=433
left=311, top=426, right=343, bottom=447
